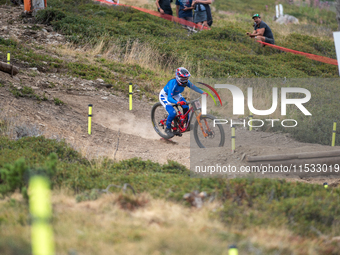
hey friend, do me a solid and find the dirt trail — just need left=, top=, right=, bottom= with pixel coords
left=0, top=4, right=339, bottom=186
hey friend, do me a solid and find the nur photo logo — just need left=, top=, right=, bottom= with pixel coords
left=200, top=84, right=312, bottom=128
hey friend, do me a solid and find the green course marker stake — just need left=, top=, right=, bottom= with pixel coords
left=88, top=104, right=93, bottom=135
left=229, top=245, right=238, bottom=255
left=332, top=121, right=336, bottom=146
left=129, top=83, right=132, bottom=110
left=29, top=176, right=55, bottom=255
left=231, top=125, right=235, bottom=153
left=249, top=112, right=253, bottom=131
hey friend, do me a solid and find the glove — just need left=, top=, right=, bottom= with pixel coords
left=177, top=101, right=186, bottom=106
left=202, top=92, right=208, bottom=97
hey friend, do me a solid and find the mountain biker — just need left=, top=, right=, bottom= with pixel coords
left=159, top=67, right=207, bottom=138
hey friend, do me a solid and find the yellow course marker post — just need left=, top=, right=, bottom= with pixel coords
left=88, top=104, right=93, bottom=135
left=249, top=111, right=253, bottom=131
left=129, top=83, right=132, bottom=110
left=7, top=52, right=10, bottom=65
left=29, top=176, right=55, bottom=255
left=332, top=121, right=336, bottom=146
left=323, top=182, right=328, bottom=189
left=231, top=125, right=236, bottom=153
left=229, top=245, right=238, bottom=255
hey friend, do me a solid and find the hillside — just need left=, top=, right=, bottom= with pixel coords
left=1, top=1, right=340, bottom=255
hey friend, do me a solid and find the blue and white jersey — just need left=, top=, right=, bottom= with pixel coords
left=163, top=78, right=204, bottom=104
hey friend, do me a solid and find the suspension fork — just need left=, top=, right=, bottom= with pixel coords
left=195, top=112, right=211, bottom=138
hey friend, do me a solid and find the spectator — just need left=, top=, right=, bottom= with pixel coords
left=205, top=0, right=213, bottom=27
left=246, top=14, right=275, bottom=45
left=192, top=0, right=212, bottom=30
left=176, top=0, right=194, bottom=23
left=156, top=0, right=173, bottom=16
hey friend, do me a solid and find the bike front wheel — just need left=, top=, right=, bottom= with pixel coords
left=151, top=102, right=171, bottom=139
left=193, top=114, right=225, bottom=148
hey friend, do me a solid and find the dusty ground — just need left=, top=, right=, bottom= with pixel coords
left=0, top=4, right=339, bottom=187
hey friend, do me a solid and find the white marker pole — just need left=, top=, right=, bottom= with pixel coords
left=275, top=5, right=279, bottom=19
left=201, top=93, right=207, bottom=115
left=333, top=32, right=340, bottom=76
left=279, top=4, right=283, bottom=17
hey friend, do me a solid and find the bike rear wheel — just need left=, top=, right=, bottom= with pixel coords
left=151, top=102, right=171, bottom=139
left=193, top=114, right=225, bottom=148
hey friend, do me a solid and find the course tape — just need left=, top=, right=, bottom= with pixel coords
left=94, top=0, right=337, bottom=66
left=258, top=41, right=338, bottom=66
left=95, top=0, right=209, bottom=30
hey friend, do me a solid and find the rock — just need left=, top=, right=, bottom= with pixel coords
left=42, top=28, right=48, bottom=33
left=101, top=97, right=108, bottom=100
left=183, top=191, right=207, bottom=208
left=31, top=86, right=39, bottom=89
left=275, top=14, right=299, bottom=24
left=95, top=54, right=102, bottom=58
left=29, top=67, right=38, bottom=71
left=96, top=78, right=104, bottom=83
left=331, top=236, right=340, bottom=242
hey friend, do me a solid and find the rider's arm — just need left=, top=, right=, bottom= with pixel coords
left=187, top=81, right=204, bottom=94
left=166, top=81, right=179, bottom=104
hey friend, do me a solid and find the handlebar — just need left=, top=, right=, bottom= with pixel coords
left=187, top=98, right=201, bottom=105
left=171, top=98, right=201, bottom=106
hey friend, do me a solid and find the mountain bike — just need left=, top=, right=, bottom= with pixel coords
left=151, top=98, right=225, bottom=148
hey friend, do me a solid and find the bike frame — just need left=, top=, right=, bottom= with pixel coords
left=172, top=100, right=212, bottom=137
left=173, top=105, right=195, bottom=133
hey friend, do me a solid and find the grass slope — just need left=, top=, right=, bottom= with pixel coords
left=0, top=136, right=339, bottom=254
left=1, top=2, right=340, bottom=253
left=34, top=0, right=338, bottom=78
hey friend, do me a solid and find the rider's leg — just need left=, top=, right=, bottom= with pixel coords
left=159, top=89, right=176, bottom=130
left=165, top=105, right=176, bottom=129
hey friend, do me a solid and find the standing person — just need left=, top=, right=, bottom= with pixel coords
left=176, top=0, right=194, bottom=23
left=246, top=14, right=275, bottom=45
left=159, top=67, right=207, bottom=138
left=204, top=0, right=213, bottom=27
left=156, top=0, right=173, bottom=16
left=192, top=0, right=212, bottom=30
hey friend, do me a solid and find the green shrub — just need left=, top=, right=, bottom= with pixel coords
left=0, top=38, right=17, bottom=47
left=0, top=153, right=58, bottom=197
left=220, top=178, right=340, bottom=237
left=0, top=237, right=30, bottom=255
left=35, top=8, right=66, bottom=25
left=10, top=86, right=42, bottom=101
left=76, top=189, right=101, bottom=202
left=53, top=97, right=65, bottom=105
